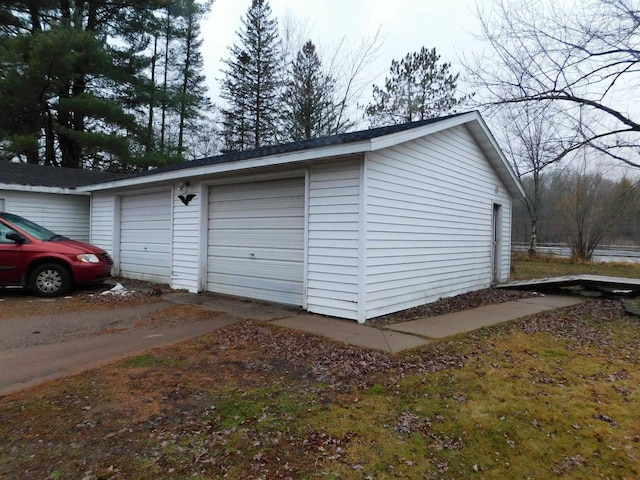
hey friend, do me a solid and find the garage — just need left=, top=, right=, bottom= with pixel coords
left=207, top=178, right=305, bottom=305
left=119, top=191, right=172, bottom=283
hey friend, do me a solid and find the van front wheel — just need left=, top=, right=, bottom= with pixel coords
left=29, top=263, right=71, bottom=297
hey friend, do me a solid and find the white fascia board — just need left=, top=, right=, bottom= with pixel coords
left=368, top=112, right=480, bottom=151
left=79, top=140, right=371, bottom=192
left=0, top=183, right=88, bottom=195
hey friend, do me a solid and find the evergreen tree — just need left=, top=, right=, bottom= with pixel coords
left=174, top=0, right=211, bottom=155
left=283, top=40, right=346, bottom=141
left=0, top=1, right=212, bottom=170
left=220, top=0, right=282, bottom=152
left=142, top=0, right=211, bottom=163
left=0, top=2, right=161, bottom=169
left=365, top=47, right=468, bottom=126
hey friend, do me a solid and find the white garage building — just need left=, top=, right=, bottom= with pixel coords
left=81, top=112, right=524, bottom=323
left=0, top=162, right=122, bottom=242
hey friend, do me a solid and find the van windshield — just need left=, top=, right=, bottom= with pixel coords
left=0, top=213, right=66, bottom=241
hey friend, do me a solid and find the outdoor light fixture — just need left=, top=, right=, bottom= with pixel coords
left=177, top=180, right=195, bottom=205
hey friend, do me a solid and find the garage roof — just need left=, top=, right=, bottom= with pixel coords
left=81, top=111, right=525, bottom=198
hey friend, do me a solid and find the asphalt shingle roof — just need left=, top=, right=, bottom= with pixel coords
left=122, top=112, right=471, bottom=180
left=0, top=112, right=472, bottom=187
left=0, top=162, right=124, bottom=188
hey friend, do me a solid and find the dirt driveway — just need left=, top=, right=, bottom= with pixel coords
left=0, top=283, right=253, bottom=396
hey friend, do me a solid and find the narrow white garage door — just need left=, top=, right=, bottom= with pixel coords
left=120, top=191, right=172, bottom=283
left=208, top=178, right=305, bottom=305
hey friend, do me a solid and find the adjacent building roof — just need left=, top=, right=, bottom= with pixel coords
left=0, top=162, right=124, bottom=189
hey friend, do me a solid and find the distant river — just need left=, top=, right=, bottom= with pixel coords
left=511, top=243, right=640, bottom=264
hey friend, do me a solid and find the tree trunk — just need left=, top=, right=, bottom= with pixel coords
left=147, top=36, right=158, bottom=154
left=528, top=220, right=538, bottom=256
left=160, top=8, right=171, bottom=153
left=178, top=15, right=193, bottom=153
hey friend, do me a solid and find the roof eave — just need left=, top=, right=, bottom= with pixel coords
left=78, top=140, right=372, bottom=192
left=78, top=111, right=525, bottom=199
left=369, top=111, right=480, bottom=151
left=0, top=183, right=87, bottom=195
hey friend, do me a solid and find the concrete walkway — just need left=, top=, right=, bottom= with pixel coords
left=383, top=295, right=584, bottom=339
left=273, top=315, right=429, bottom=353
left=267, top=294, right=584, bottom=352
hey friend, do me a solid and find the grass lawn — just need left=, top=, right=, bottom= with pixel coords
left=1, top=258, right=639, bottom=479
left=511, top=252, right=640, bottom=280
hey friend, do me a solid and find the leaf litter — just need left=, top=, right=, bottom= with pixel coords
left=1, top=296, right=639, bottom=479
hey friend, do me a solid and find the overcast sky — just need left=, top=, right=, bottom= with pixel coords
left=200, top=0, right=488, bottom=106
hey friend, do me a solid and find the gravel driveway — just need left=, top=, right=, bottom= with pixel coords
left=0, top=291, right=241, bottom=396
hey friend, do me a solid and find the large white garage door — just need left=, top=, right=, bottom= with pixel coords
left=207, top=178, right=305, bottom=305
left=120, top=191, right=172, bottom=283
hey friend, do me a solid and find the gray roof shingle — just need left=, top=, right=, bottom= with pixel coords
left=0, top=162, right=124, bottom=188
left=121, top=112, right=471, bottom=180
left=1, top=112, right=471, bottom=188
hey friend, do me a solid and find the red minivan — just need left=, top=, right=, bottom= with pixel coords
left=0, top=212, right=113, bottom=297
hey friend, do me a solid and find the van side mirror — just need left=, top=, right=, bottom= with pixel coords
left=6, top=231, right=26, bottom=244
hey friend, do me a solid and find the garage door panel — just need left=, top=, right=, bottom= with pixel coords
left=121, top=205, right=170, bottom=218
left=209, top=216, right=303, bottom=230
left=121, top=242, right=171, bottom=254
left=121, top=206, right=170, bottom=217
left=208, top=257, right=303, bottom=282
left=209, top=195, right=302, bottom=210
left=121, top=219, right=171, bottom=230
left=120, top=231, right=172, bottom=245
left=120, top=191, right=171, bottom=283
left=208, top=246, right=303, bottom=263
left=208, top=276, right=303, bottom=304
left=210, top=230, right=304, bottom=249
left=121, top=265, right=169, bottom=277
left=207, top=178, right=304, bottom=306
left=213, top=183, right=304, bottom=202
left=120, top=252, right=170, bottom=268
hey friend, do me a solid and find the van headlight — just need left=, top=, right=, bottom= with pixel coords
left=76, top=254, right=100, bottom=263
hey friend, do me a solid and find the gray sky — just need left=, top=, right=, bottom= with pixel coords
left=201, top=0, right=487, bottom=106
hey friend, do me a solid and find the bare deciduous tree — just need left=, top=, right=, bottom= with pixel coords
left=498, top=103, right=578, bottom=255
left=553, top=157, right=640, bottom=260
left=467, top=0, right=640, bottom=168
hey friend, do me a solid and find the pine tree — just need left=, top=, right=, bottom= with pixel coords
left=174, top=0, right=211, bottom=156
left=365, top=47, right=468, bottom=126
left=283, top=40, right=344, bottom=141
left=0, top=1, right=213, bottom=170
left=220, top=0, right=282, bottom=152
left=0, top=2, right=162, bottom=169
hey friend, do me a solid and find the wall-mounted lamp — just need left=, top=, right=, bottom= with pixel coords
left=177, top=180, right=190, bottom=193
left=177, top=180, right=195, bottom=205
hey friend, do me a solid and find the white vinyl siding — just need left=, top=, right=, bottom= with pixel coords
left=498, top=201, right=512, bottom=281
left=119, top=191, right=172, bottom=283
left=1, top=191, right=90, bottom=241
left=0, top=198, right=4, bottom=211
left=364, top=125, right=512, bottom=319
left=171, top=186, right=201, bottom=292
left=90, top=192, right=115, bottom=254
left=207, top=178, right=305, bottom=305
left=306, top=160, right=361, bottom=320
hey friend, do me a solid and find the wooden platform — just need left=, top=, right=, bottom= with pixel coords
left=498, top=275, right=640, bottom=293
